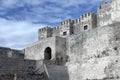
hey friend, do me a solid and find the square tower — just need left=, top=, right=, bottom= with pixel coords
left=73, top=12, right=97, bottom=34
left=97, top=0, right=112, bottom=27
left=38, top=27, right=53, bottom=40
left=59, top=19, right=74, bottom=37
left=80, top=12, right=97, bottom=31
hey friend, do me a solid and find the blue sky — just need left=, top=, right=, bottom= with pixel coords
left=0, top=0, right=110, bottom=49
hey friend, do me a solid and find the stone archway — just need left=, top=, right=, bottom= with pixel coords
left=44, top=47, right=52, bottom=60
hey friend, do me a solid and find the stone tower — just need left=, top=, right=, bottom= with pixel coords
left=38, top=27, right=53, bottom=40
left=80, top=12, right=97, bottom=32
left=59, top=19, right=74, bottom=37
left=73, top=12, right=97, bottom=34
left=97, top=0, right=120, bottom=27
left=97, top=0, right=112, bottom=27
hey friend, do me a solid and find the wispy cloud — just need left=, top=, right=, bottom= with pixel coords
left=0, top=0, right=105, bottom=23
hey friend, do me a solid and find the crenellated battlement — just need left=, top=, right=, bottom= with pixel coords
left=73, top=18, right=81, bottom=23
left=38, top=26, right=53, bottom=40
left=73, top=12, right=96, bottom=24
left=39, top=26, right=52, bottom=32
left=80, top=12, right=96, bottom=20
left=53, top=26, right=60, bottom=30
left=60, top=19, right=73, bottom=25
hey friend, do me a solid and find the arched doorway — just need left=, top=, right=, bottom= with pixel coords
left=44, top=47, right=52, bottom=60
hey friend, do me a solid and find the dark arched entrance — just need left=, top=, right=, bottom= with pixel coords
left=44, top=47, right=52, bottom=60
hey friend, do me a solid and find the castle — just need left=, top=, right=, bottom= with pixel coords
left=1, top=0, right=120, bottom=80
left=25, top=0, right=120, bottom=61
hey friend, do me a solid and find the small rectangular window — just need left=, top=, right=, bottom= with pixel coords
left=63, top=31, right=67, bottom=36
left=84, top=25, right=88, bottom=30
left=85, top=14, right=87, bottom=17
left=99, top=6, right=101, bottom=9
left=88, top=13, right=90, bottom=16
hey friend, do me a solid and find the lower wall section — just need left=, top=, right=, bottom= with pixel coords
left=0, top=57, right=36, bottom=75
left=0, top=73, right=47, bottom=80
left=0, top=57, right=45, bottom=74
left=0, top=57, right=48, bottom=80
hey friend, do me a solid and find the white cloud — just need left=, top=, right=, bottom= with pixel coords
left=0, top=18, right=46, bottom=49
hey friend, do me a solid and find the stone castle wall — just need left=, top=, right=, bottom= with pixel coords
left=66, top=22, right=120, bottom=80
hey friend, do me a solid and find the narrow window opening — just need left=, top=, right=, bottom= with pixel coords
left=114, top=47, right=117, bottom=50
left=63, top=31, right=67, bottom=36
left=84, top=25, right=88, bottom=30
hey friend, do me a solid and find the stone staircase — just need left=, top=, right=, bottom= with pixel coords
left=44, top=62, right=69, bottom=80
